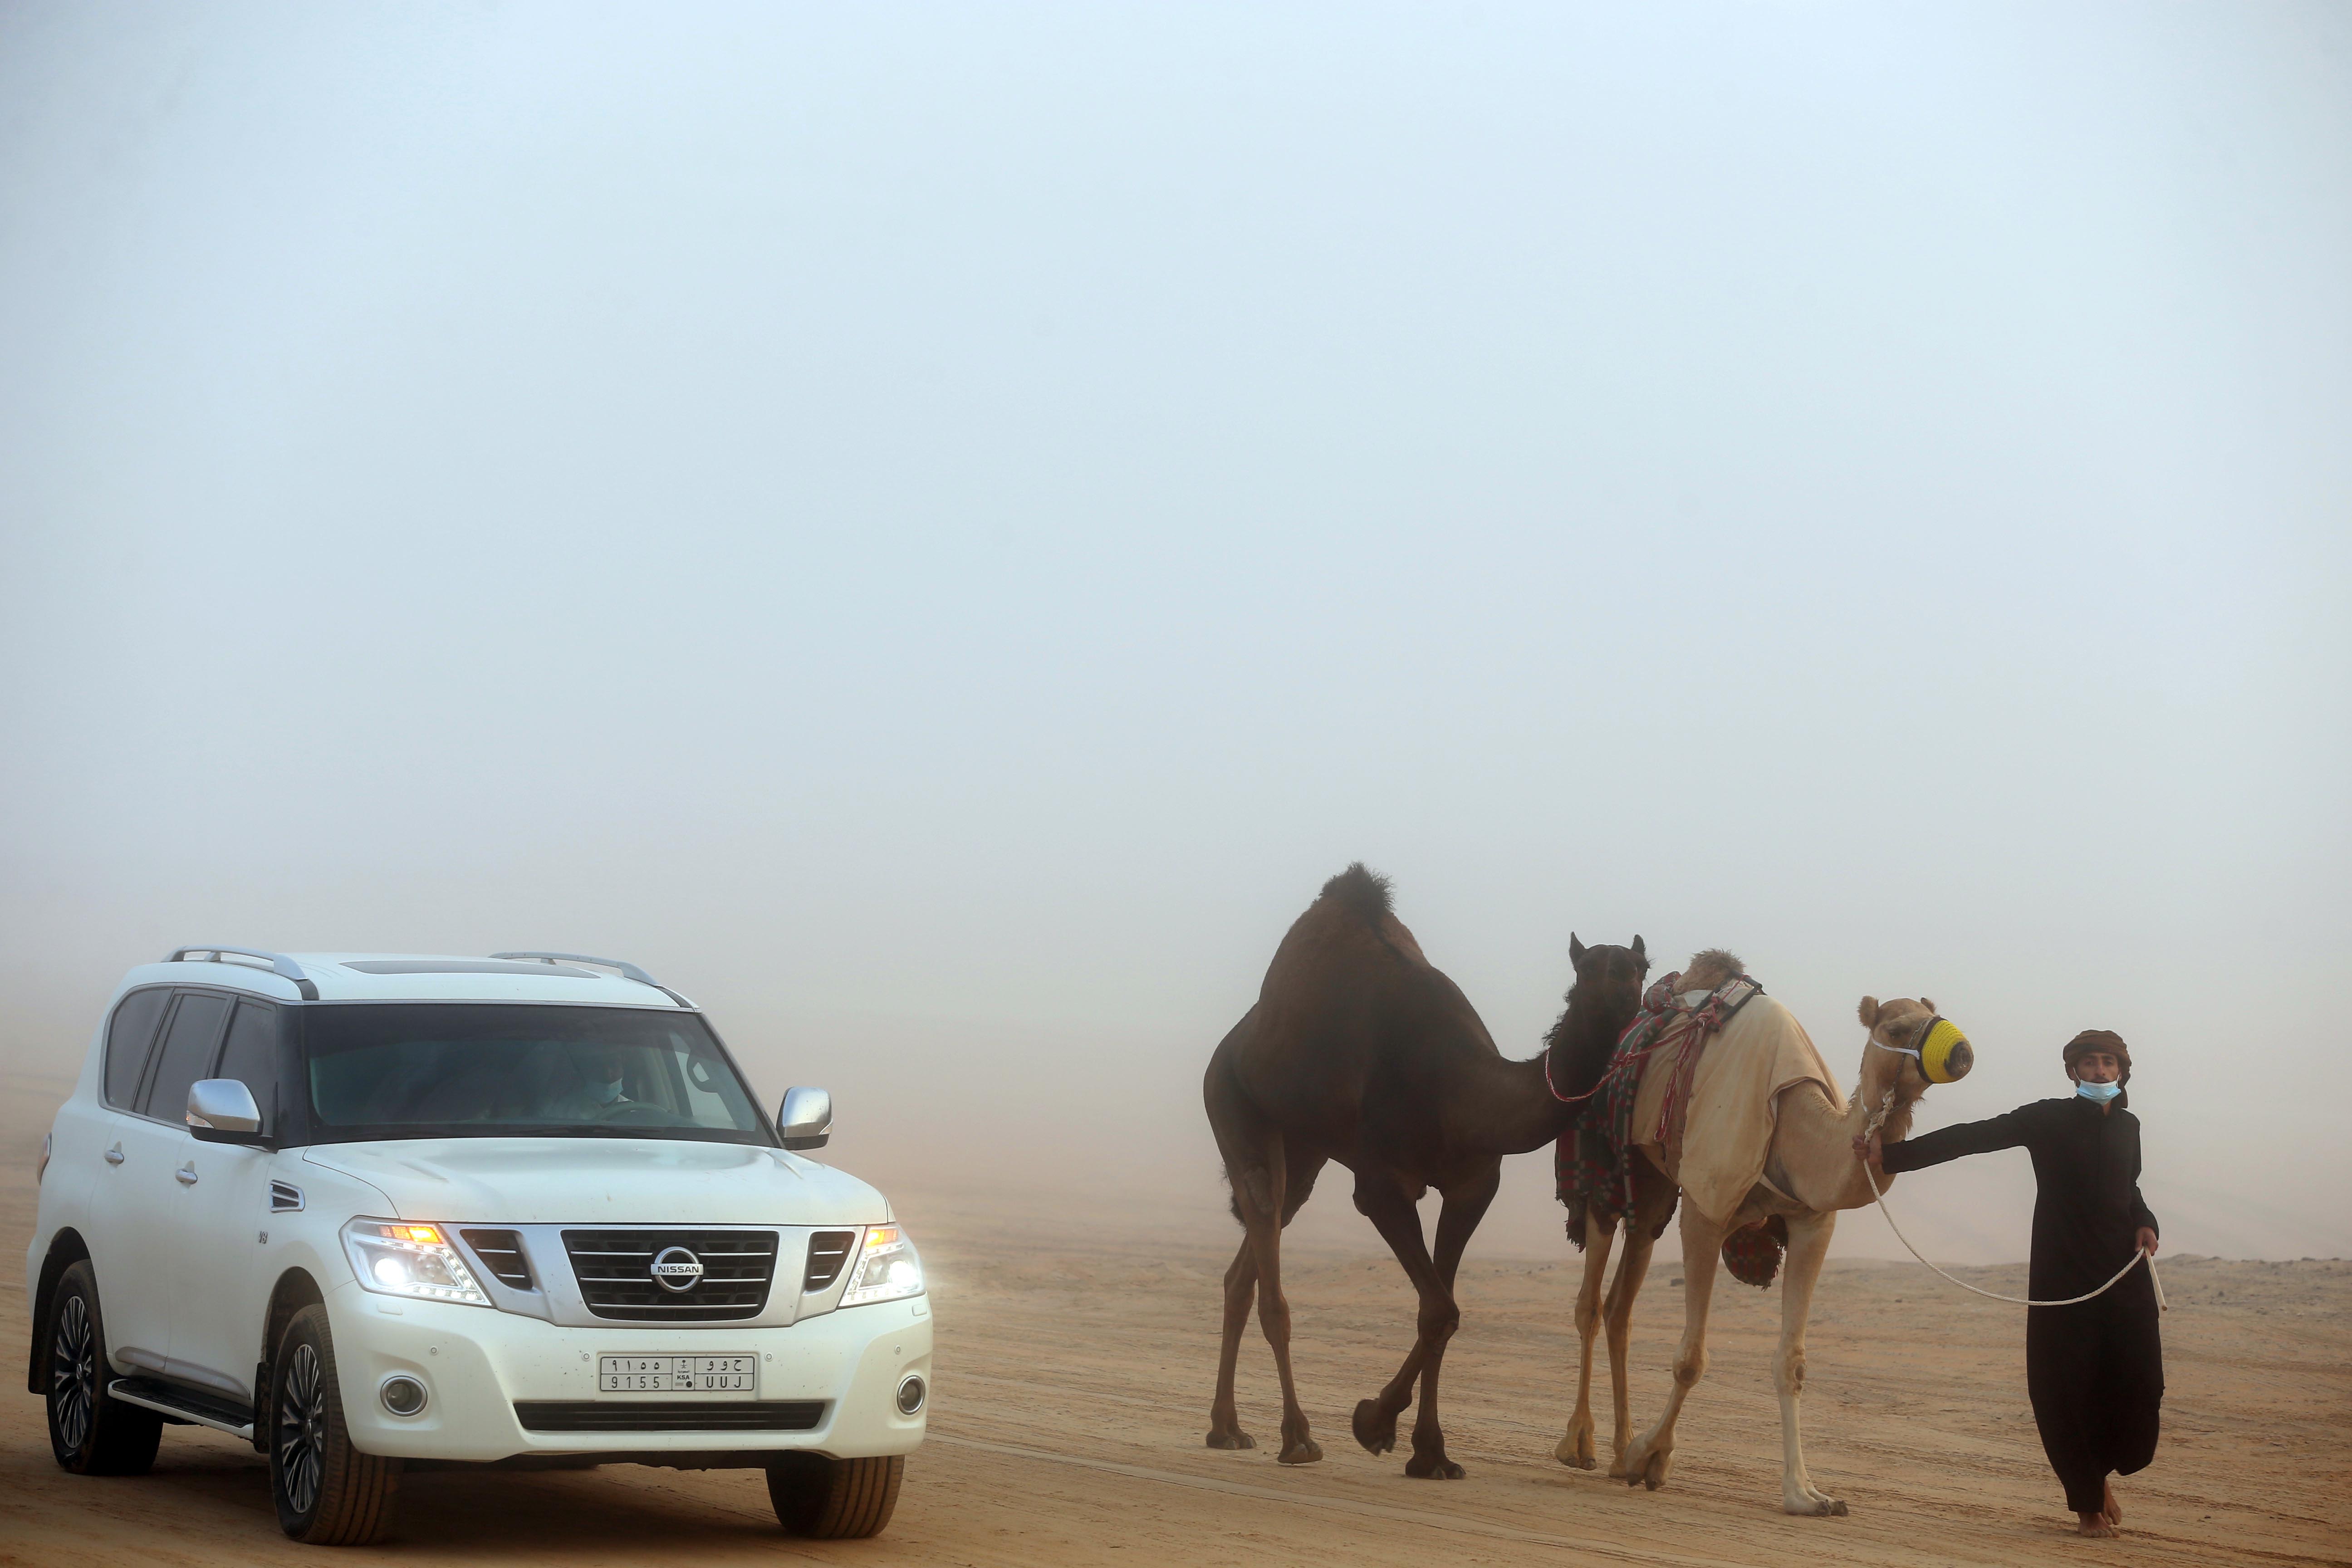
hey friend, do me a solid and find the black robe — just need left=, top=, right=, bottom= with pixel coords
left=1880, top=1095, right=2162, bottom=1514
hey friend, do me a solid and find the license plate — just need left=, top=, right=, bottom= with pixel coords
left=598, top=1354, right=757, bottom=1395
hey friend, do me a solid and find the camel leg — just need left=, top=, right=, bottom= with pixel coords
left=1620, top=1201, right=1729, bottom=1492
left=1348, top=1171, right=1461, bottom=1475
left=1554, top=1211, right=1618, bottom=1470
left=1773, top=1209, right=1846, bottom=1516
left=1602, top=1179, right=1674, bottom=1478
left=1403, top=1164, right=1499, bottom=1480
left=1241, top=1141, right=1322, bottom=1464
left=1206, top=1236, right=1258, bottom=1449
left=1209, top=1133, right=1321, bottom=1463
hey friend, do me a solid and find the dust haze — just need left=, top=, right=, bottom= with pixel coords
left=2, top=4, right=2347, bottom=1270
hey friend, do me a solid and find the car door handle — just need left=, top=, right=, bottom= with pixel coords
left=104, top=1143, right=125, bottom=1166
left=176, top=1164, right=198, bottom=1186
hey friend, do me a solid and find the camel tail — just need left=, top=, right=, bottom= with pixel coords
left=1318, top=861, right=1393, bottom=923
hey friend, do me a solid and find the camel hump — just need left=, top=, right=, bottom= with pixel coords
left=1302, top=862, right=1428, bottom=965
left=1318, top=862, right=1393, bottom=922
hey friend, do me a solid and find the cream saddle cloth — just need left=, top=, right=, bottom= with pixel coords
left=1630, top=993, right=1844, bottom=1225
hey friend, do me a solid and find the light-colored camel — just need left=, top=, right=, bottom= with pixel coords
left=1554, top=961, right=1967, bottom=1515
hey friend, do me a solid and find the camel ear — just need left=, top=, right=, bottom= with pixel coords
left=1857, top=996, right=1881, bottom=1029
left=1570, top=933, right=1587, bottom=966
left=1632, top=935, right=1646, bottom=962
left=1921, top=996, right=1936, bottom=1013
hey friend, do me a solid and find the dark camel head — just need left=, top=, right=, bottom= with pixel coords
left=1568, top=932, right=1648, bottom=1019
left=1543, top=935, right=1650, bottom=1100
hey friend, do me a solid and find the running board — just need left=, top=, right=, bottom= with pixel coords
left=108, top=1377, right=255, bottom=1439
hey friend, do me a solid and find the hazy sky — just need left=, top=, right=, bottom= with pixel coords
left=4, top=4, right=2347, bottom=1265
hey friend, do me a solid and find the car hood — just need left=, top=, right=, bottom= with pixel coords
left=301, top=1137, right=889, bottom=1226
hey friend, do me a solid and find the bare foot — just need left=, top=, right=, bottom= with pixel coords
left=2076, top=1510, right=2117, bottom=1538
left=2102, top=1480, right=2122, bottom=1526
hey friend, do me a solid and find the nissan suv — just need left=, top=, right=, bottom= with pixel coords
left=26, top=948, right=930, bottom=1545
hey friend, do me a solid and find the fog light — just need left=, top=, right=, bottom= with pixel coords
left=380, top=1375, right=428, bottom=1417
left=895, top=1373, right=926, bottom=1416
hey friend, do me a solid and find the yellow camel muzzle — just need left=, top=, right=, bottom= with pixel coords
left=1915, top=1017, right=1973, bottom=1083
left=1872, top=1015, right=1974, bottom=1083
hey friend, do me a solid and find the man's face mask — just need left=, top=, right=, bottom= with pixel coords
left=2075, top=1078, right=2122, bottom=1103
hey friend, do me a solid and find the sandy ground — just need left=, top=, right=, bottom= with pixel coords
left=1, top=1073, right=2345, bottom=1568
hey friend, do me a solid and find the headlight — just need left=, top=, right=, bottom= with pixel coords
left=839, top=1225, right=924, bottom=1307
left=340, top=1219, right=491, bottom=1307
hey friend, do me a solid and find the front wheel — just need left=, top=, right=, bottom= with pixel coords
left=45, top=1261, right=162, bottom=1475
left=271, top=1304, right=402, bottom=1544
left=765, top=1453, right=904, bottom=1538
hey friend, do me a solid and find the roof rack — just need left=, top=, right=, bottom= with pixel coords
left=166, top=946, right=320, bottom=1000
left=490, top=952, right=689, bottom=1006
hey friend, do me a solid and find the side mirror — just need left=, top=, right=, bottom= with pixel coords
left=188, top=1078, right=264, bottom=1144
left=777, top=1086, right=832, bottom=1152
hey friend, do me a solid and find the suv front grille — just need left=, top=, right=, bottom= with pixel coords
left=460, top=1229, right=534, bottom=1290
left=803, top=1230, right=856, bottom=1291
left=560, top=1230, right=778, bottom=1320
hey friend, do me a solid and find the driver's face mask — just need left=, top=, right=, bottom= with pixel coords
left=586, top=1060, right=625, bottom=1103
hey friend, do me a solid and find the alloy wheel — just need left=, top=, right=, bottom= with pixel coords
left=276, top=1343, right=326, bottom=1517
left=50, top=1295, right=95, bottom=1453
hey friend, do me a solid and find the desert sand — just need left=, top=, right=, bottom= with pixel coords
left=1, top=1072, right=2344, bottom=1568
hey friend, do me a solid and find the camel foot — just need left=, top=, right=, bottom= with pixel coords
left=1555, top=1420, right=1597, bottom=1470
left=1404, top=1452, right=1466, bottom=1480
left=1352, top=1398, right=1399, bottom=1457
left=1204, top=1427, right=1255, bottom=1450
left=1622, top=1442, right=1671, bottom=1491
left=1783, top=1488, right=1847, bottom=1517
left=2076, top=1511, right=2117, bottom=1539
left=1276, top=1436, right=1323, bottom=1466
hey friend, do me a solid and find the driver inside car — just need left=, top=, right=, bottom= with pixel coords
left=547, top=1040, right=638, bottom=1121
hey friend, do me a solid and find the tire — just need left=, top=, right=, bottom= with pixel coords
left=44, top=1261, right=162, bottom=1476
left=765, top=1452, right=905, bottom=1539
left=270, top=1304, right=401, bottom=1545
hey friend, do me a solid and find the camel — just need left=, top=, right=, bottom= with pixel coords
left=1551, top=952, right=1970, bottom=1515
left=1202, top=863, right=1646, bottom=1478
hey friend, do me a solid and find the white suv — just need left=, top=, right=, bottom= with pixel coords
left=26, top=948, right=930, bottom=1545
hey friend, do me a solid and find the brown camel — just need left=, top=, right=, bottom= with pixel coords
left=1553, top=952, right=1969, bottom=1514
left=1202, top=863, right=1646, bottom=1477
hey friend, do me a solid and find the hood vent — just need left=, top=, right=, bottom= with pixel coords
left=461, top=1229, right=535, bottom=1290
left=803, top=1230, right=857, bottom=1291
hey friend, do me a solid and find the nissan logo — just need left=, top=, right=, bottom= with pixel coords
left=649, top=1245, right=705, bottom=1292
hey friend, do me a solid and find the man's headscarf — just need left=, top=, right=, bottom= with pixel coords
left=2063, top=1028, right=2132, bottom=1108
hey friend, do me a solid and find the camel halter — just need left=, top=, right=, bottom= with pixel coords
left=1859, top=1070, right=2166, bottom=1312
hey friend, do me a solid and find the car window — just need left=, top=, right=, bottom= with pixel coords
left=214, top=1000, right=279, bottom=1134
left=140, top=992, right=234, bottom=1125
left=103, top=989, right=172, bottom=1110
left=302, top=1004, right=771, bottom=1144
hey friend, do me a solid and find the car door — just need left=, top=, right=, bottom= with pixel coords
left=97, top=989, right=233, bottom=1379
left=167, top=996, right=287, bottom=1401
left=79, top=987, right=172, bottom=1366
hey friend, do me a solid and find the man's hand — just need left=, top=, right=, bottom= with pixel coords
left=1850, top=1130, right=1883, bottom=1167
left=2136, top=1226, right=2159, bottom=1258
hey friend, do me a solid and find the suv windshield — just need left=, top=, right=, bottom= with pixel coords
left=302, top=1004, right=774, bottom=1144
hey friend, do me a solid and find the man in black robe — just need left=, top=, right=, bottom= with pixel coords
left=1857, top=1029, right=2161, bottom=1538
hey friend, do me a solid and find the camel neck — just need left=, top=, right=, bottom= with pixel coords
left=1490, top=995, right=1632, bottom=1156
